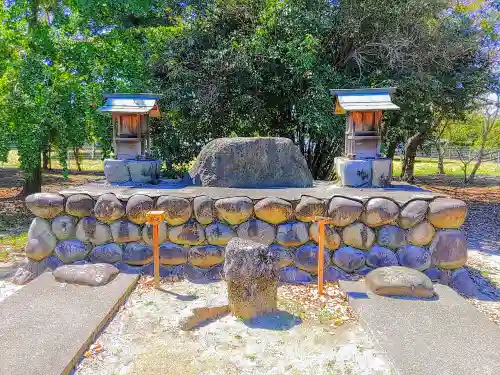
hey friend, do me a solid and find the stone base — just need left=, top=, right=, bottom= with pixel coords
left=335, top=157, right=392, bottom=188
left=103, top=159, right=161, bottom=184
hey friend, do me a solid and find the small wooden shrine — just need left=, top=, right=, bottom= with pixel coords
left=330, top=88, right=399, bottom=159
left=98, top=93, right=161, bottom=160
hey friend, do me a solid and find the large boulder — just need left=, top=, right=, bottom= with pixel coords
left=189, top=245, right=224, bottom=268
left=94, top=194, right=125, bottom=222
left=376, top=225, right=405, bottom=249
left=224, top=238, right=279, bottom=319
left=365, top=266, right=434, bottom=297
left=53, top=263, right=119, bottom=286
left=90, top=243, right=123, bottom=263
left=362, top=198, right=400, bottom=227
left=406, top=221, right=435, bottom=246
left=214, top=197, right=253, bottom=225
left=186, top=137, right=313, bottom=188
left=399, top=200, right=428, bottom=229
left=168, top=221, right=205, bottom=245
left=327, top=197, right=363, bottom=227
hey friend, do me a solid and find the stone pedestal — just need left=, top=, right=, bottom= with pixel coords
left=335, top=157, right=392, bottom=188
left=103, top=159, right=161, bottom=184
left=224, top=238, right=279, bottom=319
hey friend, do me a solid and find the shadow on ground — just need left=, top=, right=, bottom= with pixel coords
left=243, top=310, right=302, bottom=331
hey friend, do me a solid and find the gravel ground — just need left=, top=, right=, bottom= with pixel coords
left=73, top=280, right=394, bottom=375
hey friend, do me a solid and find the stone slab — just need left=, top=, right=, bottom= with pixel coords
left=0, top=272, right=139, bottom=375
left=59, top=180, right=445, bottom=204
left=339, top=280, right=500, bottom=375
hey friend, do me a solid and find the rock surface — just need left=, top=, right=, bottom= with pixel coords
left=365, top=266, right=434, bottom=297
left=309, top=223, right=341, bottom=250
left=406, top=221, right=435, bottom=246
left=342, top=222, right=375, bottom=250
left=110, top=220, right=142, bottom=243
left=26, top=193, right=64, bottom=219
left=94, top=194, right=125, bottom=222
left=295, top=244, right=330, bottom=274
left=204, top=222, right=236, bottom=246
left=90, top=243, right=123, bottom=264
left=156, top=196, right=192, bottom=225
left=53, top=263, right=119, bottom=286
left=123, top=242, right=153, bottom=265
left=396, top=245, right=431, bottom=271
left=142, top=222, right=168, bottom=245
left=278, top=266, right=313, bottom=283
left=26, top=218, right=57, bottom=261
left=327, top=197, right=363, bottom=227
left=159, top=242, right=188, bottom=265
left=192, top=196, right=214, bottom=224
left=103, top=159, right=130, bottom=183
left=398, top=200, right=428, bottom=229
left=254, top=197, right=293, bottom=224
left=362, top=198, right=399, bottom=227
left=54, top=240, right=90, bottom=263
left=189, top=245, right=224, bottom=268
left=224, top=238, right=279, bottom=319
left=236, top=219, right=276, bottom=245
left=366, top=245, right=399, bottom=268
left=51, top=216, right=77, bottom=240
left=65, top=194, right=94, bottom=218
left=268, top=245, right=295, bottom=268
left=332, top=246, right=366, bottom=272
left=76, top=217, right=111, bottom=245
left=275, top=222, right=309, bottom=247
left=126, top=195, right=154, bottom=224
left=295, top=196, right=325, bottom=222
left=214, top=197, right=253, bottom=225
left=187, top=137, right=313, bottom=188
left=168, top=221, right=205, bottom=245
left=376, top=225, right=405, bottom=249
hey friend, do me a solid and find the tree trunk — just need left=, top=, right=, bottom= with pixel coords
left=436, top=142, right=445, bottom=175
left=73, top=148, right=82, bottom=172
left=467, top=147, right=485, bottom=184
left=385, top=139, right=398, bottom=159
left=42, top=148, right=49, bottom=170
left=22, top=155, right=42, bottom=195
left=401, top=132, right=425, bottom=183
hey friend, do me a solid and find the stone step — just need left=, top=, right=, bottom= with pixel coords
left=0, top=272, right=138, bottom=375
left=339, top=280, right=500, bottom=375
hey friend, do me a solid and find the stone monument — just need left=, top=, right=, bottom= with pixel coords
left=330, top=88, right=399, bottom=187
left=98, top=93, right=162, bottom=184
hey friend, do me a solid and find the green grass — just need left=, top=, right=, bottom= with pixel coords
left=0, top=232, right=28, bottom=259
left=1, top=150, right=104, bottom=171
left=392, top=157, right=500, bottom=177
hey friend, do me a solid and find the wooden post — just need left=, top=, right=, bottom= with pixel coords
left=146, top=211, right=165, bottom=288
left=314, top=216, right=334, bottom=296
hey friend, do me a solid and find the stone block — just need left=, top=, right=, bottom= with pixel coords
left=189, top=245, right=224, bottom=268
left=94, top=193, right=125, bottom=222
left=309, top=223, right=341, bottom=250
left=54, top=240, right=90, bottom=264
left=26, top=218, right=57, bottom=261
left=53, top=263, right=119, bottom=286
left=335, top=157, right=372, bottom=187
left=295, top=243, right=330, bottom=274
left=376, top=224, right=405, bottom=249
left=332, top=246, right=366, bottom=272
left=193, top=195, right=214, bottom=224
left=25, top=193, right=64, bottom=219
left=365, top=266, right=434, bottom=297
left=327, top=197, right=363, bottom=226
left=110, top=220, right=142, bottom=243
left=430, top=229, right=467, bottom=269
left=205, top=222, right=236, bottom=246
left=396, top=245, right=431, bottom=271
left=103, top=159, right=130, bottom=183
left=156, top=196, right=192, bottom=225
left=276, top=222, right=309, bottom=247
left=406, top=221, right=435, bottom=246
left=362, top=198, right=400, bottom=227
left=51, top=215, right=76, bottom=241
left=168, top=221, right=205, bottom=245
left=295, top=196, right=325, bottom=222
left=268, top=244, right=295, bottom=268
left=237, top=219, right=276, bottom=245
left=187, top=137, right=313, bottom=188
left=254, top=197, right=293, bottom=224
left=75, top=217, right=111, bottom=245
left=126, top=194, right=154, bottom=225
left=142, top=222, right=168, bottom=246
left=224, top=238, right=279, bottom=319
left=371, top=159, right=392, bottom=187
left=366, top=245, right=399, bottom=268
left=65, top=194, right=94, bottom=218
left=123, top=242, right=153, bottom=265
left=159, top=242, right=189, bottom=265
left=90, top=243, right=123, bottom=263
left=279, top=267, right=313, bottom=284
left=214, top=197, right=253, bottom=225
left=342, top=222, right=375, bottom=250
left=428, top=198, right=467, bottom=229
left=398, top=200, right=428, bottom=229
left=127, top=159, right=160, bottom=183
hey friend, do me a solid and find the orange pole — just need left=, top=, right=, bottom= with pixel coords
left=147, top=211, right=164, bottom=289
left=318, top=220, right=325, bottom=296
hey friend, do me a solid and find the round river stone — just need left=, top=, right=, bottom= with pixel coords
left=406, top=221, right=435, bottom=246
left=428, top=198, right=467, bottom=229
left=327, top=197, right=363, bottom=227
left=295, top=196, right=325, bottom=222
left=156, top=196, right=192, bottom=225
left=168, top=221, right=205, bottom=245
left=309, top=223, right=341, bottom=250
left=55, top=240, right=90, bottom=264
left=76, top=217, right=111, bottom=245
left=365, top=266, right=434, bottom=297
left=214, top=197, right=253, bottom=225
left=268, top=244, right=295, bottom=268
left=254, top=197, right=293, bottom=224
left=237, top=219, right=276, bottom=245
left=26, top=193, right=64, bottom=219
left=430, top=229, right=467, bottom=269
left=342, top=222, right=375, bottom=250
left=332, top=246, right=366, bottom=272
left=205, top=222, right=236, bottom=246
left=276, top=222, right=309, bottom=247
left=193, top=195, right=214, bottom=225
left=362, top=198, right=399, bottom=227
left=94, top=194, right=125, bottom=222
left=123, top=242, right=153, bottom=265
left=126, top=194, right=154, bottom=225
left=142, top=222, right=168, bottom=246
left=26, top=217, right=57, bottom=261
left=89, top=243, right=123, bottom=263
left=159, top=242, right=189, bottom=265
left=396, top=245, right=431, bottom=271
left=189, top=245, right=225, bottom=268
left=376, top=225, right=405, bottom=249
left=110, top=220, right=142, bottom=243
left=65, top=194, right=94, bottom=218
left=51, top=215, right=76, bottom=240
left=366, top=245, right=399, bottom=268
left=398, top=200, right=428, bottom=229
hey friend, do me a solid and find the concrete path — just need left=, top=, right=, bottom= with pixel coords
left=339, top=280, right=500, bottom=375
left=0, top=272, right=139, bottom=375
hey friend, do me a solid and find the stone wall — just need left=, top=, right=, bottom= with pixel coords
left=17, top=192, right=468, bottom=285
